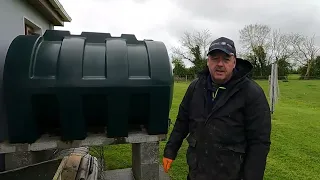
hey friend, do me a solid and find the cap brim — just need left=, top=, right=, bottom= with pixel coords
left=207, top=48, right=234, bottom=56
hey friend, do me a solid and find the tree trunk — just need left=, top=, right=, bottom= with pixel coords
left=304, top=60, right=312, bottom=79
left=259, top=60, right=264, bottom=76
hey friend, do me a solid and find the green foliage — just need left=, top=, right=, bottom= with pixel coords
left=288, top=67, right=300, bottom=74
left=189, top=45, right=207, bottom=75
left=171, top=57, right=202, bottom=78
left=277, top=58, right=292, bottom=77
left=171, top=42, right=207, bottom=77
left=172, top=58, right=187, bottom=76
left=245, top=45, right=271, bottom=77
left=253, top=45, right=268, bottom=76
left=245, top=45, right=292, bottom=78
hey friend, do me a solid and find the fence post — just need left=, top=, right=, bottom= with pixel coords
left=269, top=63, right=279, bottom=114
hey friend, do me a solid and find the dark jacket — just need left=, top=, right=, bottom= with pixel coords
left=163, top=58, right=271, bottom=180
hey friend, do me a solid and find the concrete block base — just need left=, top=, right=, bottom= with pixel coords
left=5, top=150, right=55, bottom=170
left=102, top=166, right=170, bottom=180
left=132, top=142, right=160, bottom=180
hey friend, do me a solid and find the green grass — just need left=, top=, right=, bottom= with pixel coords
left=99, top=79, right=320, bottom=180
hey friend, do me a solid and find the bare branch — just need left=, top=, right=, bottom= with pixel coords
left=269, top=29, right=295, bottom=63
left=171, top=46, right=193, bottom=62
left=239, top=23, right=271, bottom=51
left=290, top=33, right=320, bottom=64
left=171, top=29, right=213, bottom=63
left=239, top=24, right=271, bottom=76
left=289, top=33, right=320, bottom=77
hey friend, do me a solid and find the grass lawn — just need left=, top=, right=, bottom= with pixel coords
left=101, top=79, right=320, bottom=180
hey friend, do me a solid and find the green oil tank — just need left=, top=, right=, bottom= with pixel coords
left=3, top=30, right=174, bottom=143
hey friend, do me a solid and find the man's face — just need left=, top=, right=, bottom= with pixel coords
left=207, top=50, right=236, bottom=84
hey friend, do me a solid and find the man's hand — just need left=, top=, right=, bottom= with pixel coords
left=162, top=157, right=173, bottom=173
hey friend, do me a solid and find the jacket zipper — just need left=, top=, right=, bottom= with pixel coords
left=205, top=88, right=240, bottom=125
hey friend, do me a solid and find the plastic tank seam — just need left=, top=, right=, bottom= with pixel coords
left=29, top=36, right=42, bottom=79
left=143, top=41, right=152, bottom=78
left=55, top=40, right=63, bottom=79
left=81, top=38, right=87, bottom=79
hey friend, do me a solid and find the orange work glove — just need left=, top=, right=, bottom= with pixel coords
left=162, top=157, right=173, bottom=173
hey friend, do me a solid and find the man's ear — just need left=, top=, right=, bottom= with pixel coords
left=233, top=57, right=236, bottom=67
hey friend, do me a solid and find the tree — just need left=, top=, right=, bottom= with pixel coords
left=239, top=24, right=271, bottom=77
left=290, top=34, right=320, bottom=79
left=269, top=29, right=295, bottom=62
left=239, top=24, right=300, bottom=77
left=245, top=45, right=270, bottom=77
left=171, top=29, right=212, bottom=74
left=239, top=24, right=271, bottom=52
left=277, top=58, right=292, bottom=78
left=298, top=56, right=320, bottom=78
left=189, top=45, right=207, bottom=75
left=171, top=57, right=187, bottom=77
left=268, top=29, right=295, bottom=77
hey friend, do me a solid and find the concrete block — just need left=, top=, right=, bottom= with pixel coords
left=5, top=150, right=55, bottom=170
left=0, top=159, right=62, bottom=180
left=132, top=142, right=159, bottom=164
left=132, top=142, right=160, bottom=180
left=102, top=166, right=170, bottom=180
left=136, top=163, right=159, bottom=180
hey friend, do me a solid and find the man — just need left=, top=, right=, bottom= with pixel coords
left=163, top=37, right=271, bottom=180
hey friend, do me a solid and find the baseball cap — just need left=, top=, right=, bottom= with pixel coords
left=207, top=37, right=236, bottom=57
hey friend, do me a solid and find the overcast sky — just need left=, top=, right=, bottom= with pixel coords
left=55, top=0, right=320, bottom=66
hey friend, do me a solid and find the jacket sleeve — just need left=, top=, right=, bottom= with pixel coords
left=243, top=86, right=272, bottom=180
left=163, top=79, right=197, bottom=160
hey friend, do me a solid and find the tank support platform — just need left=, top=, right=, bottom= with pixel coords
left=0, top=130, right=170, bottom=180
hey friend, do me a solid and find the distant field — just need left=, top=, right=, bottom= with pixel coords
left=100, top=79, right=320, bottom=180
